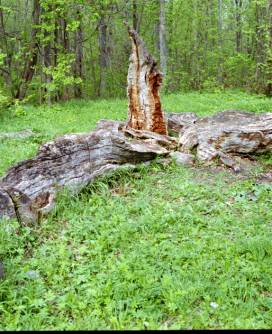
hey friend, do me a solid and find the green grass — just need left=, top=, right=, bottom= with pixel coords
left=0, top=90, right=272, bottom=329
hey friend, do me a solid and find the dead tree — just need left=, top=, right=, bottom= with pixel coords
left=126, top=26, right=168, bottom=135
left=1, top=28, right=272, bottom=226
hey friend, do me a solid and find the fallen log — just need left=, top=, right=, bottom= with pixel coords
left=0, top=120, right=175, bottom=224
left=167, top=110, right=272, bottom=170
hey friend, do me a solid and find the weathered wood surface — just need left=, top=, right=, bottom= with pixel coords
left=0, top=120, right=176, bottom=224
left=126, top=26, right=168, bottom=135
left=167, top=110, right=272, bottom=168
left=166, top=112, right=198, bottom=133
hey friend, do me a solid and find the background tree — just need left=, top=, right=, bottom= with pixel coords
left=0, top=0, right=272, bottom=105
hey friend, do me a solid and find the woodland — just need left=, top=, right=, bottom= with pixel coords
left=0, top=0, right=271, bottom=103
left=0, top=0, right=272, bottom=331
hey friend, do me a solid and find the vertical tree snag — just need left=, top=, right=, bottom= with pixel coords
left=126, top=26, right=168, bottom=135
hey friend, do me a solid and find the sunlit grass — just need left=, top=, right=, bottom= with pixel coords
left=0, top=90, right=272, bottom=329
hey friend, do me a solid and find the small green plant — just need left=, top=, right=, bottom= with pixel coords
left=43, top=54, right=82, bottom=101
left=12, top=99, right=27, bottom=117
left=0, top=90, right=11, bottom=113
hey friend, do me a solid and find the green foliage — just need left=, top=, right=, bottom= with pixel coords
left=224, top=54, right=255, bottom=88
left=0, top=0, right=272, bottom=100
left=1, top=91, right=272, bottom=329
left=43, top=54, right=82, bottom=97
left=202, top=78, right=223, bottom=93
left=0, top=90, right=11, bottom=113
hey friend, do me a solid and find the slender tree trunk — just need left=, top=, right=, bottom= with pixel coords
left=44, top=43, right=52, bottom=105
left=255, top=2, right=267, bottom=91
left=61, top=17, right=71, bottom=101
left=217, top=0, right=223, bottom=85
left=15, top=0, right=41, bottom=100
left=266, top=0, right=272, bottom=96
left=234, top=0, right=243, bottom=53
left=74, top=8, right=83, bottom=98
left=98, top=15, right=108, bottom=97
left=159, top=0, right=167, bottom=77
left=132, top=0, right=138, bottom=31
left=0, top=0, right=13, bottom=93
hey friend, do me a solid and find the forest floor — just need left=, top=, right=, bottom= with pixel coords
left=0, top=90, right=272, bottom=330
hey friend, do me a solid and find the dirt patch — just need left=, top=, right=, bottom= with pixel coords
left=190, top=156, right=264, bottom=186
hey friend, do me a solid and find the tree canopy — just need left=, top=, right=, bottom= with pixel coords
left=0, top=0, right=271, bottom=105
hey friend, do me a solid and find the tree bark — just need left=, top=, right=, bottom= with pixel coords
left=74, top=8, right=83, bottom=99
left=168, top=110, right=272, bottom=170
left=14, top=0, right=41, bottom=100
left=0, top=0, right=13, bottom=92
left=60, top=17, right=70, bottom=101
left=159, top=0, right=167, bottom=77
left=265, top=0, right=272, bottom=96
left=217, top=0, right=223, bottom=85
left=98, top=15, right=108, bottom=97
left=254, top=1, right=267, bottom=90
left=234, top=0, right=243, bottom=53
left=0, top=120, right=175, bottom=224
left=132, top=0, right=138, bottom=31
left=126, top=26, right=168, bottom=135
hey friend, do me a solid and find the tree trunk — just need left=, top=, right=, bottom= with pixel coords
left=265, top=0, right=272, bottom=96
left=159, top=0, right=167, bottom=77
left=132, top=0, right=138, bottom=31
left=0, top=0, right=13, bottom=92
left=254, top=1, right=267, bottom=91
left=217, top=0, right=223, bottom=85
left=43, top=40, right=52, bottom=105
left=74, top=8, right=83, bottom=99
left=98, top=15, right=108, bottom=97
left=2, top=28, right=272, bottom=229
left=60, top=17, right=71, bottom=101
left=234, top=0, right=243, bottom=53
left=126, top=26, right=168, bottom=135
left=14, top=0, right=41, bottom=100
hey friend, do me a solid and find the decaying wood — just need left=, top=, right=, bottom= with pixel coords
left=166, top=112, right=198, bottom=133
left=0, top=120, right=174, bottom=224
left=126, top=25, right=168, bottom=135
left=168, top=110, right=272, bottom=169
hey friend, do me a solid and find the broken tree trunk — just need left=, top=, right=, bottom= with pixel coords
left=0, top=120, right=176, bottom=224
left=167, top=110, right=272, bottom=169
left=126, top=25, right=168, bottom=135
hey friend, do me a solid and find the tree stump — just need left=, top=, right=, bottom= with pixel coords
left=126, top=26, right=168, bottom=135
